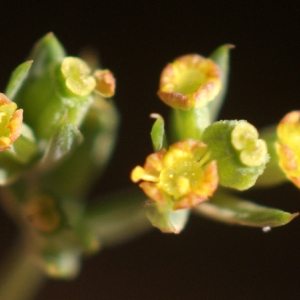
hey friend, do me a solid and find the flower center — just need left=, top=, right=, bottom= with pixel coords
left=61, top=57, right=96, bottom=96
left=158, top=155, right=204, bottom=199
left=175, top=69, right=207, bottom=94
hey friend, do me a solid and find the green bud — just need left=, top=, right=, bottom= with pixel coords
left=202, top=120, right=269, bottom=190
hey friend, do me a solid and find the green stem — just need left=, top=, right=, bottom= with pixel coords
left=0, top=239, right=46, bottom=300
left=170, top=107, right=210, bottom=142
left=84, top=188, right=152, bottom=247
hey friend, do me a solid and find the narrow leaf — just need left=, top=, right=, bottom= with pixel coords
left=28, top=32, right=66, bottom=78
left=208, top=44, right=234, bottom=121
left=40, top=119, right=82, bottom=169
left=150, top=113, right=167, bottom=151
left=195, top=190, right=298, bottom=227
left=5, top=60, right=33, bottom=100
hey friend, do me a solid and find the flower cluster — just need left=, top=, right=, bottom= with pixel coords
left=131, top=47, right=275, bottom=233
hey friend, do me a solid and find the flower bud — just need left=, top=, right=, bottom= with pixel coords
left=202, top=120, right=269, bottom=190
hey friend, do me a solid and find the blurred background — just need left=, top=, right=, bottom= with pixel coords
left=0, top=1, right=300, bottom=299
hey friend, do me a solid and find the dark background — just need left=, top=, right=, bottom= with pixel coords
left=1, top=1, right=300, bottom=299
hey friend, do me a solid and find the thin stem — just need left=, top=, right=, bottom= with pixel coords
left=85, top=187, right=152, bottom=247
left=0, top=238, right=46, bottom=300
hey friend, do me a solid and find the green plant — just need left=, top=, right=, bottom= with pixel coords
left=0, top=33, right=298, bottom=300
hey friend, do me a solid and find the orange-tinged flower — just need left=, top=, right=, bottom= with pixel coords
left=131, top=139, right=218, bottom=210
left=157, top=54, right=221, bottom=110
left=0, top=93, right=23, bottom=151
left=276, top=111, right=300, bottom=187
left=93, top=69, right=116, bottom=98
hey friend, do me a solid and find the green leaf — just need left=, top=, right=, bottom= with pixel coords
left=39, top=119, right=82, bottom=170
left=195, top=190, right=298, bottom=227
left=150, top=113, right=168, bottom=151
left=28, top=32, right=66, bottom=78
left=208, top=44, right=234, bottom=121
left=144, top=200, right=190, bottom=233
left=40, top=95, right=119, bottom=200
left=5, top=60, right=33, bottom=100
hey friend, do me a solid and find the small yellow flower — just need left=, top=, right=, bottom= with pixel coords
left=131, top=139, right=218, bottom=210
left=0, top=93, right=23, bottom=151
left=61, top=57, right=96, bottom=97
left=157, top=54, right=221, bottom=110
left=231, top=121, right=268, bottom=167
left=93, top=69, right=116, bottom=98
left=276, top=111, right=300, bottom=187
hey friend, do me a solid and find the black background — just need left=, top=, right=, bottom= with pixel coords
left=0, top=1, right=300, bottom=299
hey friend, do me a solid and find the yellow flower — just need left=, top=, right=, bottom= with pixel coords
left=231, top=121, right=268, bottom=167
left=131, top=139, right=218, bottom=210
left=0, top=93, right=23, bottom=151
left=276, top=111, right=300, bottom=187
left=61, top=57, right=96, bottom=97
left=157, top=54, right=221, bottom=110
